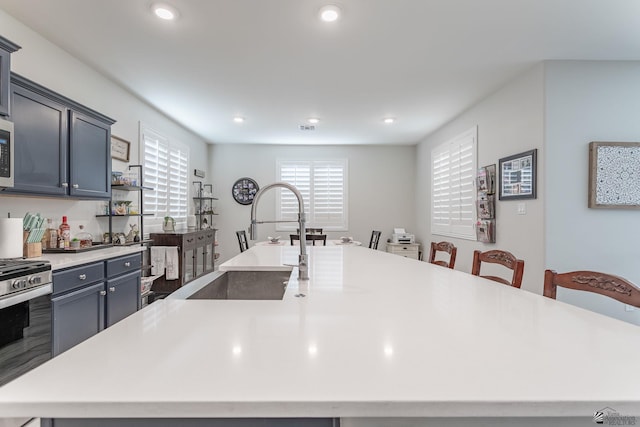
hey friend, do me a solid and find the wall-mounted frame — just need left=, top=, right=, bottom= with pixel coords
left=498, top=149, right=537, bottom=200
left=110, top=135, right=131, bottom=162
left=589, top=141, right=640, bottom=209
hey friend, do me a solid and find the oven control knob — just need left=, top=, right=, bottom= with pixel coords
left=11, top=279, right=27, bottom=289
left=28, top=276, right=42, bottom=285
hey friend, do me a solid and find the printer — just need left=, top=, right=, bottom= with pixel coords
left=391, top=228, right=415, bottom=244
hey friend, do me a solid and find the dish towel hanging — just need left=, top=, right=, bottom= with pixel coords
left=165, top=247, right=179, bottom=280
left=150, top=247, right=166, bottom=276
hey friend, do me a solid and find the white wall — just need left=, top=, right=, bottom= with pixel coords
left=545, top=61, right=640, bottom=325
left=415, top=64, right=545, bottom=293
left=0, top=9, right=209, bottom=238
left=210, top=144, right=416, bottom=263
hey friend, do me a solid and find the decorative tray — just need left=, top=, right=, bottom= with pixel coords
left=42, top=243, right=114, bottom=253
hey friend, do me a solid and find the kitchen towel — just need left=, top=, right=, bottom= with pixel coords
left=150, top=246, right=166, bottom=276
left=165, top=247, right=179, bottom=280
left=0, top=218, right=24, bottom=258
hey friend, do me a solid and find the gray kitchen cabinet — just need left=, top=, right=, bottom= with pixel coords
left=69, top=110, right=111, bottom=198
left=50, top=417, right=339, bottom=427
left=6, top=73, right=115, bottom=199
left=0, top=36, right=20, bottom=117
left=52, top=253, right=142, bottom=356
left=9, top=80, right=69, bottom=196
left=52, top=281, right=106, bottom=356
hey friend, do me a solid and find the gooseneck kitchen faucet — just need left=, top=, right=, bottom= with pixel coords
left=249, top=182, right=308, bottom=280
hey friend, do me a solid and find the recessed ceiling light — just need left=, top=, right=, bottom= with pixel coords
left=319, top=5, right=341, bottom=22
left=307, top=118, right=320, bottom=124
left=233, top=116, right=245, bottom=123
left=383, top=117, right=396, bottom=124
left=152, top=3, right=178, bottom=20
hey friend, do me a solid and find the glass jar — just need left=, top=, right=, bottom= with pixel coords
left=76, top=225, right=93, bottom=248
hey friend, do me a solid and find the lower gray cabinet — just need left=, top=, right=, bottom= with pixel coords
left=52, top=282, right=105, bottom=356
left=52, top=253, right=141, bottom=356
left=50, top=418, right=339, bottom=427
left=106, top=269, right=140, bottom=327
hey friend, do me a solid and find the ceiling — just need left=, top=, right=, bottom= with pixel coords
left=0, top=0, right=639, bottom=145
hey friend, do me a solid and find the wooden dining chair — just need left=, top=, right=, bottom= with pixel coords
left=297, top=228, right=323, bottom=234
left=369, top=230, right=382, bottom=250
left=471, top=249, right=524, bottom=288
left=543, top=269, right=640, bottom=308
left=236, top=230, right=249, bottom=252
left=290, top=234, right=327, bottom=246
left=428, top=241, right=457, bottom=269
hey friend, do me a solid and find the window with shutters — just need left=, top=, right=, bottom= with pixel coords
left=431, top=126, right=477, bottom=240
left=276, top=159, right=348, bottom=232
left=140, top=125, right=189, bottom=227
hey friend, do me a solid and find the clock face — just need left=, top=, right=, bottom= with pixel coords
left=232, top=177, right=259, bottom=205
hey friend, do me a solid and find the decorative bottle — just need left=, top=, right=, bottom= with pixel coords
left=59, top=216, right=70, bottom=249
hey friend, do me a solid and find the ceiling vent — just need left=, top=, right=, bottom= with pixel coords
left=299, top=125, right=316, bottom=131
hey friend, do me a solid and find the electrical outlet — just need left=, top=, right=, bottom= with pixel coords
left=517, top=203, right=526, bottom=215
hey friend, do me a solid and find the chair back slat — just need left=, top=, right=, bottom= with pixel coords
left=544, top=269, right=640, bottom=308
left=428, top=241, right=457, bottom=269
left=471, top=249, right=524, bottom=288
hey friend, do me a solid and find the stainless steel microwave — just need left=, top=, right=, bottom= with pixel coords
left=0, top=117, right=13, bottom=188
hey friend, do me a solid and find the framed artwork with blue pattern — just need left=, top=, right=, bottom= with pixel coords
left=589, top=141, right=640, bottom=209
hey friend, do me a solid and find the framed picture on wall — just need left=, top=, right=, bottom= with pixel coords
left=589, top=141, right=640, bottom=209
left=498, top=149, right=537, bottom=200
left=110, top=135, right=131, bottom=162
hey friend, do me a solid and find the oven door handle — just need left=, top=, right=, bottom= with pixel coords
left=0, top=284, right=53, bottom=309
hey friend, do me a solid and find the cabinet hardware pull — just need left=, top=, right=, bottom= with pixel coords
left=124, top=262, right=131, bottom=267
left=79, top=274, right=87, bottom=280
left=72, top=184, right=79, bottom=188
left=100, top=290, right=107, bottom=296
left=109, top=287, right=116, bottom=292
left=62, top=182, right=69, bottom=187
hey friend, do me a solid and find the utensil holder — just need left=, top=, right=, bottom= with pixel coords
left=23, top=242, right=42, bottom=258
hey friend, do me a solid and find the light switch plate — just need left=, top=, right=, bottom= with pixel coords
left=517, top=203, right=526, bottom=215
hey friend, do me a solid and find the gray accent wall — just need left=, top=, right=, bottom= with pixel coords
left=545, top=61, right=640, bottom=325
left=416, top=64, right=545, bottom=293
left=210, top=143, right=417, bottom=264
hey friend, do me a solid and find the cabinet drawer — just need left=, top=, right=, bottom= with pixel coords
left=106, top=253, right=142, bottom=278
left=53, top=262, right=104, bottom=296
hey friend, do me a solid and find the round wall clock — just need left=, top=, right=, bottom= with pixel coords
left=232, top=177, right=259, bottom=205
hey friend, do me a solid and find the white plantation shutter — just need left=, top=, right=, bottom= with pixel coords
left=431, top=127, right=477, bottom=240
left=277, top=159, right=348, bottom=231
left=141, top=126, right=189, bottom=225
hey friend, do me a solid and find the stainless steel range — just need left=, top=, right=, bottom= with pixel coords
left=0, top=259, right=53, bottom=427
left=0, top=259, right=52, bottom=299
left=0, top=259, right=52, bottom=381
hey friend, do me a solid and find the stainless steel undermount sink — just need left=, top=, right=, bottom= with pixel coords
left=178, top=270, right=291, bottom=300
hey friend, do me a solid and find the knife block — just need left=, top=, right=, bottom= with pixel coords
left=23, top=231, right=42, bottom=258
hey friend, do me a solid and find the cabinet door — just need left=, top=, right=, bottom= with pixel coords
left=183, top=247, right=195, bottom=283
left=0, top=49, right=9, bottom=117
left=69, top=110, right=111, bottom=199
left=52, top=282, right=105, bottom=357
left=203, top=240, right=214, bottom=272
left=8, top=83, right=69, bottom=196
left=106, top=269, right=140, bottom=328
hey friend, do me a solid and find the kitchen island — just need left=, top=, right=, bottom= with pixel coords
left=0, top=244, right=639, bottom=426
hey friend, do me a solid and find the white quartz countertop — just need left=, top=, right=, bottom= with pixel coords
left=1, top=245, right=640, bottom=420
left=34, top=245, right=145, bottom=271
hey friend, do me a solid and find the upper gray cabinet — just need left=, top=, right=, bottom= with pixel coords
left=7, top=74, right=115, bottom=199
left=0, top=36, right=20, bottom=117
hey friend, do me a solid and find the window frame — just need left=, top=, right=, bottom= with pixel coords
left=431, top=126, right=477, bottom=240
left=139, top=123, right=190, bottom=229
left=275, top=158, right=349, bottom=232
